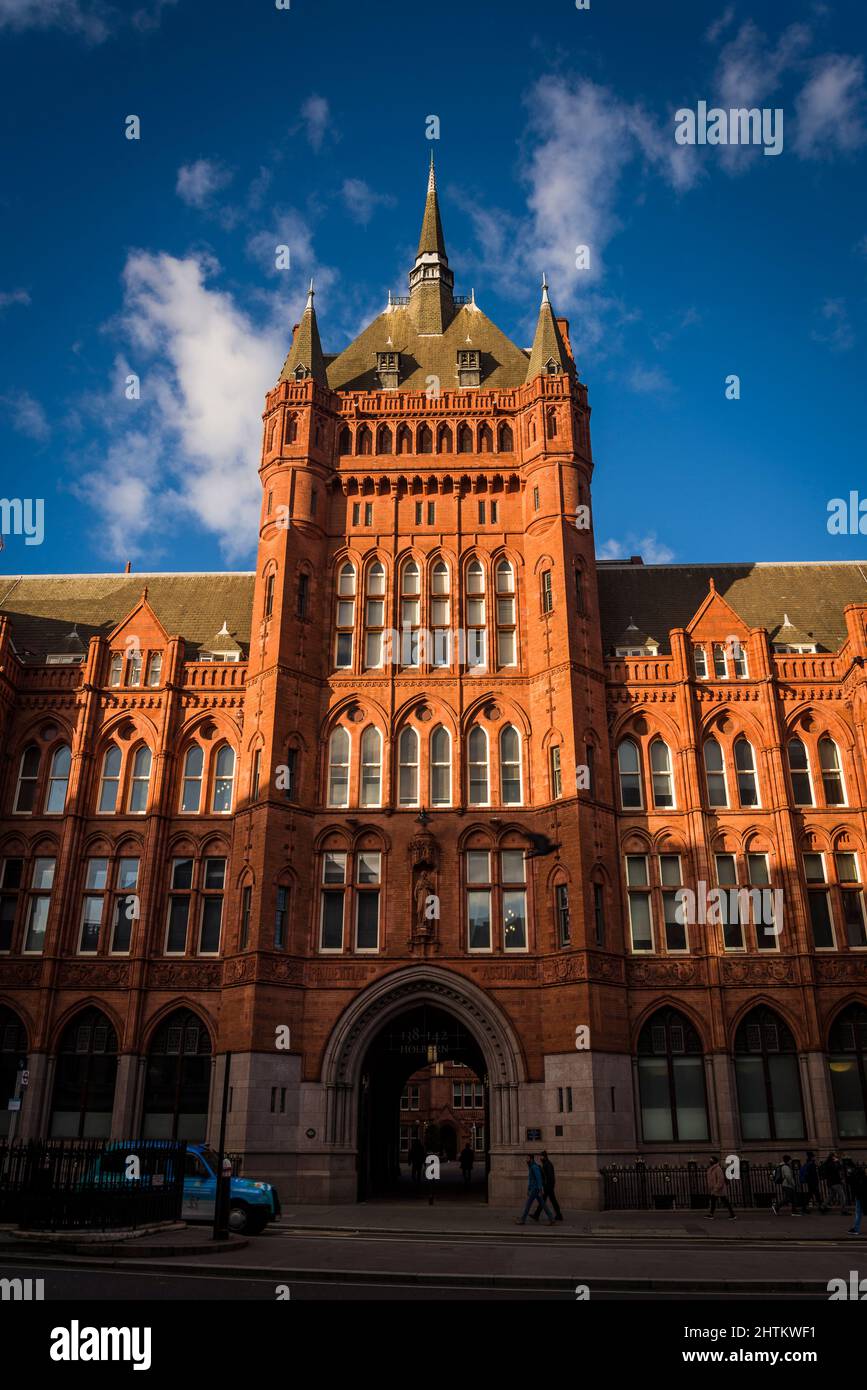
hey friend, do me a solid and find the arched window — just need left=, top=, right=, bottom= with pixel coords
left=457, top=423, right=473, bottom=453
left=364, top=561, right=386, bottom=668
left=396, top=424, right=412, bottom=454
left=468, top=727, right=489, bottom=805
left=212, top=745, right=235, bottom=813
left=466, top=560, right=486, bottom=669
left=499, top=726, right=522, bottom=805
left=431, top=561, right=450, bottom=667
left=142, top=1008, right=212, bottom=1141
left=479, top=423, right=493, bottom=453
left=181, top=745, right=204, bottom=813
left=98, top=744, right=121, bottom=813
left=400, top=560, right=420, bottom=668
left=335, top=564, right=356, bottom=669
left=734, top=1007, right=804, bottom=1141
left=650, top=739, right=674, bottom=808
left=128, top=745, right=152, bottom=814
left=285, top=412, right=298, bottom=445
left=45, top=745, right=71, bottom=814
left=735, top=737, right=759, bottom=807
left=617, top=739, right=642, bottom=809
left=819, top=736, right=846, bottom=806
left=497, top=422, right=513, bottom=452
left=376, top=425, right=392, bottom=455
left=360, top=727, right=382, bottom=807
left=546, top=406, right=558, bottom=439
left=398, top=727, right=419, bottom=805
left=338, top=425, right=351, bottom=455
left=0, top=1007, right=27, bottom=1137
left=431, top=726, right=451, bottom=805
left=417, top=423, right=432, bottom=454
left=828, top=1004, right=867, bottom=1138
left=787, top=737, right=813, bottom=806
left=327, top=727, right=350, bottom=807
left=495, top=559, right=516, bottom=667
left=704, top=738, right=728, bottom=808
left=13, top=745, right=40, bottom=813
left=437, top=423, right=452, bottom=453
left=49, top=1007, right=118, bottom=1138
left=637, top=1009, right=708, bottom=1142
left=356, top=424, right=372, bottom=455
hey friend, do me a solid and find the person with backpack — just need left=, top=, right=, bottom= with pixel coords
left=516, top=1154, right=556, bottom=1226
left=800, top=1150, right=824, bottom=1211
left=772, top=1154, right=802, bottom=1215
left=820, top=1152, right=849, bottom=1216
left=705, top=1155, right=736, bottom=1219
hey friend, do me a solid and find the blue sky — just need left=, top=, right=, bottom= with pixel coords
left=1, top=0, right=866, bottom=575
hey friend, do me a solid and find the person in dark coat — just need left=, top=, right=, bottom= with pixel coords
left=845, top=1160, right=866, bottom=1235
left=533, top=1150, right=563, bottom=1222
left=459, top=1143, right=474, bottom=1187
left=801, top=1151, right=823, bottom=1211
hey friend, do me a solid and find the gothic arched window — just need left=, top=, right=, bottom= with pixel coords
left=828, top=1004, right=867, bottom=1138
left=637, top=1009, right=708, bottom=1142
left=734, top=1007, right=804, bottom=1141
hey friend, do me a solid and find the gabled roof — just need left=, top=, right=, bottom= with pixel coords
left=526, top=276, right=574, bottom=382
left=0, top=573, right=255, bottom=661
left=279, top=281, right=327, bottom=386
left=596, top=561, right=867, bottom=656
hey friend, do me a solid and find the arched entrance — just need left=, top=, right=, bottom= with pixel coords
left=321, top=966, right=524, bottom=1204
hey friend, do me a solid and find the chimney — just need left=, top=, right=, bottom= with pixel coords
left=124, top=561, right=132, bottom=574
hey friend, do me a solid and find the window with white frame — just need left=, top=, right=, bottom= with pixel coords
left=181, top=745, right=204, bottom=812
left=400, top=559, right=421, bottom=667
left=212, top=746, right=235, bottom=813
left=712, top=643, right=728, bottom=678
left=729, top=638, right=748, bottom=678
left=495, top=559, right=516, bottom=666
left=320, top=851, right=347, bottom=951
left=650, top=739, right=674, bottom=808
left=501, top=849, right=527, bottom=950
left=625, top=855, right=653, bottom=952
left=430, top=725, right=451, bottom=805
left=45, top=745, right=71, bottom=814
left=693, top=646, right=708, bottom=679
left=98, top=744, right=121, bottom=813
left=804, top=853, right=835, bottom=949
left=127, top=746, right=152, bottom=814
left=556, top=882, right=571, bottom=945
left=617, top=739, right=642, bottom=809
left=355, top=851, right=381, bottom=951
left=788, top=737, right=813, bottom=806
left=398, top=726, right=419, bottom=806
left=466, top=561, right=486, bottom=668
left=499, top=726, right=522, bottom=805
left=199, top=858, right=226, bottom=954
left=364, top=562, right=386, bottom=668
left=23, top=857, right=55, bottom=953
left=466, top=850, right=492, bottom=951
left=660, top=854, right=687, bottom=952
left=541, top=569, right=553, bottom=614
left=360, top=727, right=382, bottom=807
left=735, top=737, right=759, bottom=807
left=327, top=728, right=350, bottom=808
left=819, top=736, right=846, bottom=806
left=704, top=738, right=728, bottom=808
left=748, top=852, right=777, bottom=951
left=147, top=652, right=163, bottom=687
left=335, top=564, right=356, bottom=668
left=836, top=852, right=867, bottom=948
left=468, top=727, right=489, bottom=805
left=431, top=561, right=451, bottom=667
left=715, top=853, right=743, bottom=950
left=550, top=745, right=563, bottom=800
left=13, top=745, right=40, bottom=814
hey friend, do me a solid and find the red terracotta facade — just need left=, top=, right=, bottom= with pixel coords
left=0, top=168, right=865, bottom=1207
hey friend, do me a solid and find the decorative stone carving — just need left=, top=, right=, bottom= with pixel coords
left=0, top=961, right=41, bottom=986
left=720, top=958, right=796, bottom=984
left=628, top=958, right=697, bottom=985
left=57, top=962, right=131, bottom=989
left=147, top=961, right=222, bottom=989
left=815, top=957, right=867, bottom=982
left=261, top=957, right=304, bottom=984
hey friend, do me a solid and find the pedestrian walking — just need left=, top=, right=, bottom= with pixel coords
left=801, top=1150, right=824, bottom=1211
left=845, top=1159, right=866, bottom=1236
left=409, top=1136, right=425, bottom=1188
left=535, top=1150, right=563, bottom=1222
left=516, top=1154, right=556, bottom=1225
left=705, top=1155, right=736, bottom=1219
left=459, top=1142, right=474, bottom=1188
left=819, top=1152, right=849, bottom=1215
left=771, top=1154, right=803, bottom=1215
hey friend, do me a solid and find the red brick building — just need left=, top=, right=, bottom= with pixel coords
left=1, top=162, right=866, bottom=1206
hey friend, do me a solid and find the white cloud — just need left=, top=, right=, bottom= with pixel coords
left=626, top=364, right=676, bottom=395
left=75, top=252, right=286, bottom=561
left=0, top=0, right=173, bottom=40
left=1, top=390, right=50, bottom=441
left=597, top=533, right=675, bottom=564
left=705, top=7, right=736, bottom=45
left=794, top=53, right=867, bottom=158
left=811, top=297, right=855, bottom=352
left=176, top=159, right=234, bottom=209
left=300, top=94, right=335, bottom=153
left=0, top=288, right=31, bottom=311
left=341, top=178, right=396, bottom=226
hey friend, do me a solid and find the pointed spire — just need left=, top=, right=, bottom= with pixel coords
left=526, top=275, right=573, bottom=382
left=417, top=152, right=447, bottom=258
left=281, top=277, right=327, bottom=385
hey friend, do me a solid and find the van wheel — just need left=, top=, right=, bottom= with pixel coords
left=228, top=1203, right=250, bottom=1233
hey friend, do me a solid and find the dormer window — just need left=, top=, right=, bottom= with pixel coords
left=293, top=364, right=309, bottom=382
left=457, top=349, right=481, bottom=388
left=544, top=359, right=561, bottom=375
left=376, top=351, right=401, bottom=390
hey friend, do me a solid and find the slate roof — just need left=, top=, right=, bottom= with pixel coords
left=0, top=573, right=255, bottom=661
left=596, top=561, right=867, bottom=655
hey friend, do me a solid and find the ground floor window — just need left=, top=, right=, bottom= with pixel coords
left=142, top=1009, right=212, bottom=1140
left=734, top=1006, right=804, bottom=1141
left=49, top=1007, right=118, bottom=1138
left=828, top=1003, right=867, bottom=1138
left=637, top=1008, right=708, bottom=1142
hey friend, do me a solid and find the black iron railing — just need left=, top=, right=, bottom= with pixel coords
left=0, top=1140, right=186, bottom=1231
left=601, top=1161, right=852, bottom=1210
